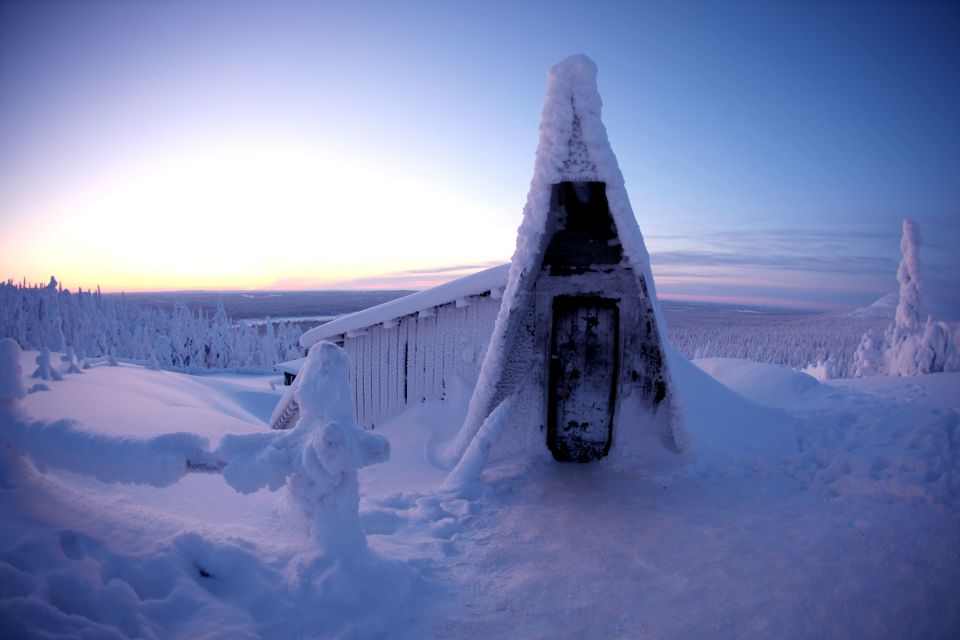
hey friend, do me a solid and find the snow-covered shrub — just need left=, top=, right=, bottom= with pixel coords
left=31, top=348, right=62, bottom=381
left=60, top=347, right=84, bottom=374
left=850, top=330, right=883, bottom=377
left=801, top=356, right=838, bottom=381
left=287, top=342, right=390, bottom=552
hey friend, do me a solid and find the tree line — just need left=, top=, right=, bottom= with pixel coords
left=0, top=277, right=304, bottom=371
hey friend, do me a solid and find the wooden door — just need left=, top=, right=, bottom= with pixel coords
left=548, top=296, right=618, bottom=462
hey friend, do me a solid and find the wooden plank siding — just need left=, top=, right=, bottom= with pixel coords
left=324, top=293, right=500, bottom=430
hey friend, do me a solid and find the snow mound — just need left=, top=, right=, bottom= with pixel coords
left=694, top=358, right=833, bottom=409
left=666, top=350, right=798, bottom=475
left=0, top=522, right=417, bottom=640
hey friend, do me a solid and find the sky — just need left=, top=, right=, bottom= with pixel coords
left=1, top=0, right=958, bottom=312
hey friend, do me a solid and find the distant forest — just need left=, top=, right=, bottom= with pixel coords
left=2, top=278, right=891, bottom=376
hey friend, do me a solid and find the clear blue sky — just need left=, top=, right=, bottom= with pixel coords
left=1, top=0, right=957, bottom=311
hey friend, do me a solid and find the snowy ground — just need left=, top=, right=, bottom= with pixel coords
left=2, top=353, right=958, bottom=638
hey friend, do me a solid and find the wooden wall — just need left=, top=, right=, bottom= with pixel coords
left=338, top=293, right=501, bottom=429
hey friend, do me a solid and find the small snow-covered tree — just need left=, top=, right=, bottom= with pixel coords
left=850, top=330, right=883, bottom=377
left=32, top=347, right=63, bottom=381
left=60, top=347, right=84, bottom=374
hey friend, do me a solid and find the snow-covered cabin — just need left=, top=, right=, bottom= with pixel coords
left=274, top=54, right=681, bottom=469
left=270, top=265, right=508, bottom=431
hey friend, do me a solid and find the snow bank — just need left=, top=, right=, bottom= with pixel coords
left=667, top=350, right=798, bottom=474
left=695, top=358, right=831, bottom=409
left=697, top=356, right=960, bottom=506
left=0, top=521, right=417, bottom=640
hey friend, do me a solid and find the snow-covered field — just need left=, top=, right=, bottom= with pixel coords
left=1, top=350, right=958, bottom=639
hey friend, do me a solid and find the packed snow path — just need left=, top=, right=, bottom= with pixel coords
left=1, top=353, right=958, bottom=638
left=414, top=466, right=958, bottom=638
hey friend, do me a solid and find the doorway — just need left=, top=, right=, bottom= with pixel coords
left=547, top=296, right=618, bottom=462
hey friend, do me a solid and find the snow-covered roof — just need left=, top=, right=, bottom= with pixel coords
left=275, top=357, right=306, bottom=375
left=300, top=263, right=509, bottom=347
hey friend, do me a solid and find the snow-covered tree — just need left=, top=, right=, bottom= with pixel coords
left=850, top=330, right=883, bottom=377
left=894, top=219, right=923, bottom=331
left=32, top=347, right=62, bottom=381
left=852, top=219, right=959, bottom=377
left=0, top=278, right=305, bottom=371
left=60, top=347, right=84, bottom=374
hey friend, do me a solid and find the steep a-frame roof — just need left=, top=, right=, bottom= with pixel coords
left=443, top=54, right=683, bottom=468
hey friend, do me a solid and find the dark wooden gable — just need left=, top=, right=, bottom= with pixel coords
left=542, top=181, right=623, bottom=275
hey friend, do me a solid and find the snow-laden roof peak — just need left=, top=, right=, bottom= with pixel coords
left=538, top=54, right=606, bottom=183
left=548, top=54, right=598, bottom=87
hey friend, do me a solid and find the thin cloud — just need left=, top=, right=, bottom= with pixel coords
left=650, top=250, right=896, bottom=275
left=266, top=261, right=508, bottom=291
